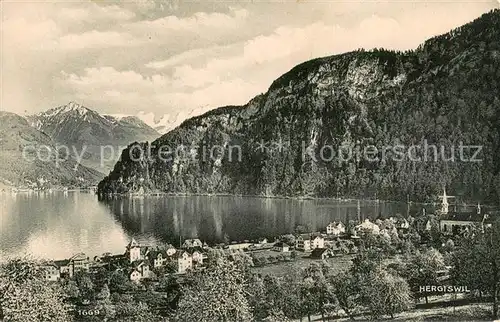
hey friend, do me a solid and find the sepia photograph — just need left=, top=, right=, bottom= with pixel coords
left=1, top=0, right=500, bottom=320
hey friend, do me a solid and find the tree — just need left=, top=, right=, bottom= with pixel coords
left=247, top=274, right=270, bottom=320
left=165, top=260, right=178, bottom=274
left=63, top=280, right=81, bottom=300
left=229, top=251, right=254, bottom=279
left=0, top=258, right=71, bottom=322
left=351, top=247, right=385, bottom=276
left=109, top=270, right=135, bottom=294
left=156, top=275, right=181, bottom=312
left=452, top=220, right=500, bottom=318
left=403, top=248, right=446, bottom=304
left=301, top=263, right=336, bottom=321
left=421, top=216, right=442, bottom=247
left=279, top=270, right=307, bottom=320
left=337, top=241, right=350, bottom=255
left=295, top=225, right=309, bottom=234
left=443, top=238, right=455, bottom=253
left=360, top=231, right=379, bottom=249
left=95, top=284, right=116, bottom=321
left=75, top=270, right=96, bottom=303
left=330, top=272, right=357, bottom=320
left=341, top=247, right=409, bottom=319
left=112, top=294, right=161, bottom=322
left=359, top=269, right=412, bottom=319
left=175, top=256, right=252, bottom=321
left=281, top=234, right=296, bottom=246
left=377, top=233, right=397, bottom=256
left=262, top=308, right=291, bottom=322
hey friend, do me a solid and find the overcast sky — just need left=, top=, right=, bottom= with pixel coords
left=1, top=0, right=498, bottom=123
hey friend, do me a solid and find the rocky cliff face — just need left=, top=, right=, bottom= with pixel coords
left=98, top=10, right=500, bottom=203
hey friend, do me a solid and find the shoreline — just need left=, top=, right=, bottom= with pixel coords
left=96, top=191, right=497, bottom=208
left=97, top=191, right=415, bottom=204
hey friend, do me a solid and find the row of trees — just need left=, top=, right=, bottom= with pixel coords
left=176, top=247, right=423, bottom=321
left=451, top=220, right=500, bottom=318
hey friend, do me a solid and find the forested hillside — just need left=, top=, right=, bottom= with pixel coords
left=99, top=10, right=500, bottom=203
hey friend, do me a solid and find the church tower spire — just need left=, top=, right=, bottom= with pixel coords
left=440, top=187, right=449, bottom=215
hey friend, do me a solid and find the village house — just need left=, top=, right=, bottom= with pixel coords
left=42, top=262, right=61, bottom=281
left=69, top=253, right=89, bottom=273
left=165, top=244, right=177, bottom=256
left=129, top=269, right=142, bottom=282
left=146, top=244, right=178, bottom=268
left=227, top=242, right=253, bottom=251
left=182, top=239, right=204, bottom=248
left=53, top=259, right=70, bottom=277
left=174, top=250, right=193, bottom=274
left=272, top=242, right=290, bottom=253
left=258, top=237, right=268, bottom=244
left=326, top=221, right=346, bottom=236
left=296, top=234, right=311, bottom=251
left=396, top=218, right=410, bottom=230
left=355, top=219, right=380, bottom=235
left=310, top=248, right=335, bottom=260
left=129, top=260, right=152, bottom=282
left=125, top=238, right=150, bottom=263
left=66, top=253, right=90, bottom=278
left=252, top=238, right=270, bottom=249
left=47, top=253, right=90, bottom=279
left=100, top=253, right=128, bottom=270
left=187, top=247, right=206, bottom=266
left=148, top=249, right=168, bottom=268
left=295, top=234, right=325, bottom=251
left=311, top=235, right=325, bottom=249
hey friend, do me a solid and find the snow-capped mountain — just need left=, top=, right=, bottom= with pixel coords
left=107, top=111, right=179, bottom=134
left=28, top=102, right=160, bottom=173
left=106, top=105, right=211, bottom=135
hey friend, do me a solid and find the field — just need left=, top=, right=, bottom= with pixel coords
left=294, top=298, right=493, bottom=321
left=250, top=249, right=354, bottom=277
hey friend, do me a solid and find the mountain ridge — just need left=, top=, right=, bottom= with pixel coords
left=27, top=101, right=160, bottom=173
left=0, top=111, right=103, bottom=189
left=98, top=9, right=500, bottom=203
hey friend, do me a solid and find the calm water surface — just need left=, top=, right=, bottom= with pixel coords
left=1, top=192, right=432, bottom=260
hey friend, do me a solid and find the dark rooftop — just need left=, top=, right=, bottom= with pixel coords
left=440, top=212, right=492, bottom=223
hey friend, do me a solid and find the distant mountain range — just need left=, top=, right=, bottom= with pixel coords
left=0, top=102, right=161, bottom=189
left=27, top=101, right=159, bottom=174
left=107, top=105, right=210, bottom=135
left=98, top=10, right=500, bottom=204
left=0, top=111, right=102, bottom=189
left=107, top=112, right=177, bottom=135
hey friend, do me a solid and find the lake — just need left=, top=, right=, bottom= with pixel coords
left=1, top=191, right=433, bottom=261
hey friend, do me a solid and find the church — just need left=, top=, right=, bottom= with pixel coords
left=437, top=188, right=492, bottom=235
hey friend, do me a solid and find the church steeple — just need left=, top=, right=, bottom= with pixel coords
left=440, top=187, right=449, bottom=215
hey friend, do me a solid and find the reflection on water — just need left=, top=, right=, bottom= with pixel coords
left=1, top=192, right=439, bottom=260
left=103, top=195, right=426, bottom=247
left=0, top=192, right=130, bottom=261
